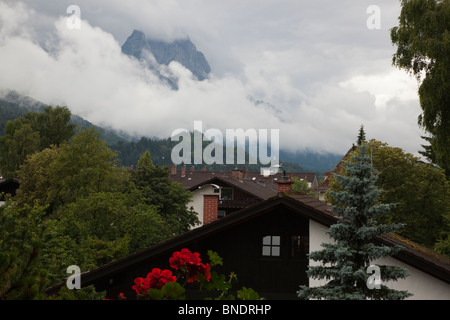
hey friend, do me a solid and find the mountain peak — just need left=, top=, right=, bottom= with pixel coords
left=121, top=30, right=211, bottom=82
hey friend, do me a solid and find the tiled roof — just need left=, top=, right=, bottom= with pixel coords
left=169, top=167, right=318, bottom=200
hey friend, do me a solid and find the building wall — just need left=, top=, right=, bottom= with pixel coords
left=190, top=185, right=217, bottom=228
left=309, top=220, right=450, bottom=300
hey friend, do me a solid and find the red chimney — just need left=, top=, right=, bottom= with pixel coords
left=181, top=165, right=186, bottom=177
left=171, top=165, right=177, bottom=175
left=203, top=194, right=219, bottom=224
left=202, top=166, right=206, bottom=172
left=276, top=179, right=293, bottom=193
left=231, top=169, right=244, bottom=181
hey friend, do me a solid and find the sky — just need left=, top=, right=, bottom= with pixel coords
left=0, top=0, right=425, bottom=156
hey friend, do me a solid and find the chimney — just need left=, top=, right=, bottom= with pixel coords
left=276, top=179, right=293, bottom=193
left=171, top=165, right=177, bottom=175
left=203, top=194, right=219, bottom=225
left=232, top=168, right=244, bottom=181
left=181, top=165, right=186, bottom=177
left=202, top=166, right=206, bottom=172
left=190, top=166, right=195, bottom=173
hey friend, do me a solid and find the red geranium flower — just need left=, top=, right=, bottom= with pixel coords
left=132, top=268, right=176, bottom=294
left=169, top=248, right=211, bottom=283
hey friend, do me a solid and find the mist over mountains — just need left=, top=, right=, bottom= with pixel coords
left=0, top=28, right=344, bottom=177
left=0, top=89, right=343, bottom=177
left=121, top=30, right=211, bottom=89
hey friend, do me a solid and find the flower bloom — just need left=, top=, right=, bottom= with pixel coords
left=169, top=248, right=211, bottom=283
left=132, top=268, right=176, bottom=294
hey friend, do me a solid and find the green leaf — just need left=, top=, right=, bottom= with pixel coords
left=237, top=287, right=261, bottom=300
left=161, top=282, right=185, bottom=300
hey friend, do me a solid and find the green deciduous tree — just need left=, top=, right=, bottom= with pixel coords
left=298, top=144, right=411, bottom=300
left=48, top=127, right=123, bottom=207
left=0, top=120, right=40, bottom=179
left=0, top=202, right=55, bottom=299
left=130, top=150, right=199, bottom=234
left=327, top=139, right=450, bottom=252
left=24, top=106, right=76, bottom=150
left=370, top=140, right=450, bottom=248
left=391, top=0, right=450, bottom=177
left=0, top=106, right=75, bottom=179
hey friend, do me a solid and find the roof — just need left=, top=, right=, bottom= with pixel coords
left=186, top=175, right=278, bottom=200
left=170, top=168, right=318, bottom=199
left=45, top=192, right=450, bottom=295
left=319, top=147, right=354, bottom=189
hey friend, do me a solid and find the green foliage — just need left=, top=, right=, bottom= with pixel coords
left=130, top=150, right=200, bottom=234
left=237, top=287, right=261, bottom=300
left=146, top=282, right=186, bottom=300
left=298, top=144, right=412, bottom=300
left=391, top=0, right=450, bottom=177
left=0, top=115, right=200, bottom=298
left=0, top=106, right=75, bottom=179
left=24, top=106, right=76, bottom=150
left=327, top=139, right=450, bottom=252
left=0, top=202, right=55, bottom=299
left=49, top=285, right=106, bottom=300
left=291, top=177, right=317, bottom=197
left=0, top=120, right=40, bottom=179
left=357, top=124, right=366, bottom=146
left=48, top=127, right=121, bottom=206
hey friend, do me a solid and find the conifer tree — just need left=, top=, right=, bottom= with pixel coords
left=297, top=143, right=412, bottom=300
left=357, top=124, right=366, bottom=146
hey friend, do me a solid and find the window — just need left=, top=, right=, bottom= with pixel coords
left=262, top=236, right=280, bottom=257
left=217, top=210, right=226, bottom=218
left=220, top=188, right=233, bottom=200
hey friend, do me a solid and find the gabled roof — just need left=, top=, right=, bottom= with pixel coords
left=319, top=147, right=354, bottom=189
left=45, top=192, right=450, bottom=295
left=170, top=169, right=318, bottom=200
left=186, top=175, right=278, bottom=200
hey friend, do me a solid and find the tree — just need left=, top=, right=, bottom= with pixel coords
left=357, top=124, right=366, bottom=146
left=291, top=177, right=316, bottom=197
left=369, top=140, right=449, bottom=248
left=14, top=146, right=59, bottom=209
left=130, top=150, right=199, bottom=234
left=0, top=106, right=76, bottom=179
left=0, top=202, right=55, bottom=299
left=327, top=139, right=450, bottom=251
left=0, top=120, right=40, bottom=179
left=297, top=144, right=411, bottom=300
left=24, top=106, right=76, bottom=150
left=47, top=127, right=123, bottom=207
left=391, top=0, right=450, bottom=177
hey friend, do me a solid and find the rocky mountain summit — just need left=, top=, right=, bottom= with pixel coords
left=121, top=30, right=211, bottom=86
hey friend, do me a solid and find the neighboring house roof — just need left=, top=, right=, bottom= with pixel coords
left=186, top=175, right=278, bottom=200
left=45, top=192, right=450, bottom=295
left=170, top=168, right=318, bottom=199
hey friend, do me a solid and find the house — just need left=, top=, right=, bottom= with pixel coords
left=45, top=179, right=450, bottom=300
left=169, top=165, right=319, bottom=227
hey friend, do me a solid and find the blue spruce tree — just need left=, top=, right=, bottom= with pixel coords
left=297, top=142, right=412, bottom=300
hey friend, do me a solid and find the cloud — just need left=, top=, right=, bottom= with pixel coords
left=0, top=1, right=426, bottom=157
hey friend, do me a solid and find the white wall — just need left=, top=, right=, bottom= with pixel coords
left=189, top=185, right=217, bottom=229
left=308, top=220, right=450, bottom=300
